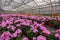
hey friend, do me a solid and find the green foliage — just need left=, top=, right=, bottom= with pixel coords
left=50, top=20, right=60, bottom=26
left=15, top=35, right=25, bottom=40
left=46, top=20, right=60, bottom=28
left=21, top=25, right=36, bottom=38
left=46, top=34, right=58, bottom=40
left=0, top=27, right=4, bottom=34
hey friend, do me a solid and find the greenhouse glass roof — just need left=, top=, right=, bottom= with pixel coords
left=0, top=0, right=60, bottom=14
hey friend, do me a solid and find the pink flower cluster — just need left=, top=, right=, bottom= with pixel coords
left=55, top=29, right=60, bottom=40
left=32, top=35, right=46, bottom=40
left=0, top=14, right=60, bottom=40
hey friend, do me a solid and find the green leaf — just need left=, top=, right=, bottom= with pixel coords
left=46, top=34, right=58, bottom=40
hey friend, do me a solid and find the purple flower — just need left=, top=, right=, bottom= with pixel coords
left=6, top=20, right=13, bottom=24
left=16, top=24, right=21, bottom=27
left=1, top=31, right=11, bottom=40
left=55, top=33, right=60, bottom=38
left=34, top=21, right=38, bottom=25
left=11, top=33, right=17, bottom=37
left=55, top=29, right=60, bottom=40
left=26, top=20, right=32, bottom=23
left=14, top=20, right=20, bottom=23
left=37, top=35, right=46, bottom=40
left=1, top=20, right=6, bottom=28
left=22, top=37, right=29, bottom=40
left=15, top=29, right=22, bottom=34
left=39, top=26, right=46, bottom=31
left=21, top=22, right=30, bottom=26
left=0, top=37, right=4, bottom=40
left=55, top=29, right=60, bottom=33
left=55, top=33, right=60, bottom=40
left=20, top=19, right=25, bottom=22
left=30, top=27, right=35, bottom=30
left=58, top=18, right=60, bottom=21
left=33, top=29, right=38, bottom=33
left=11, top=29, right=22, bottom=37
left=42, top=30, right=51, bottom=35
left=7, top=25, right=16, bottom=31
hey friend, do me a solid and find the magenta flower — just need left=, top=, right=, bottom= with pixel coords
left=39, top=26, right=46, bottom=31
left=30, top=27, right=35, bottom=30
left=55, top=33, right=60, bottom=40
left=33, top=29, right=38, bottom=33
left=58, top=18, right=60, bottom=21
left=1, top=20, right=6, bottom=28
left=55, top=29, right=60, bottom=33
left=7, top=25, right=16, bottom=31
left=11, top=29, right=22, bottom=37
left=11, top=32, right=17, bottom=37
left=26, top=20, right=32, bottom=23
left=6, top=20, right=13, bottom=24
left=14, top=20, right=21, bottom=23
left=7, top=17, right=14, bottom=22
left=16, top=24, right=21, bottom=27
left=1, top=31, right=11, bottom=40
left=15, top=29, right=22, bottom=34
left=37, top=35, right=46, bottom=40
left=34, top=21, right=38, bottom=25
left=19, top=19, right=25, bottom=22
left=55, top=29, right=60, bottom=40
left=55, top=33, right=60, bottom=38
left=0, top=14, right=60, bottom=40
left=22, top=37, right=29, bottom=40
left=21, top=22, right=30, bottom=26
left=0, top=37, right=4, bottom=40
left=42, top=30, right=51, bottom=35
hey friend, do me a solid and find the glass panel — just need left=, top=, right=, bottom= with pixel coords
left=0, top=0, right=59, bottom=13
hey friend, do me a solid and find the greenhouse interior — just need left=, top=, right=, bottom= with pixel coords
left=0, top=0, right=60, bottom=40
